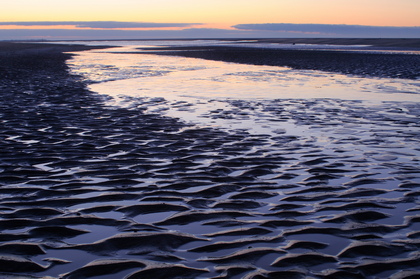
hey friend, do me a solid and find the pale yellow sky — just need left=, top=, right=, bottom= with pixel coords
left=2, top=0, right=419, bottom=27
left=1, top=0, right=419, bottom=39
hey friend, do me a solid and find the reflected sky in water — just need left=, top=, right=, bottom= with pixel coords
left=65, top=42, right=420, bottom=134
left=67, top=42, right=420, bottom=104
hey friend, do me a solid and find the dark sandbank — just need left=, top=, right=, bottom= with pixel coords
left=241, top=38, right=420, bottom=48
left=0, top=42, right=420, bottom=278
left=139, top=38, right=420, bottom=79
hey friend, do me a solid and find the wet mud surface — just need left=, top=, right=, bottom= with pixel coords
left=141, top=46, right=420, bottom=80
left=0, top=42, right=420, bottom=278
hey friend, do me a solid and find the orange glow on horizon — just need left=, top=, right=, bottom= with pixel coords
left=0, top=25, right=79, bottom=30
left=0, top=25, right=191, bottom=31
left=0, top=23, right=237, bottom=31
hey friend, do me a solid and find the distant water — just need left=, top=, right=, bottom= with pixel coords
left=65, top=40, right=420, bottom=130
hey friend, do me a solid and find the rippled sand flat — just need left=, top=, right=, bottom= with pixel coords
left=0, top=41, right=420, bottom=279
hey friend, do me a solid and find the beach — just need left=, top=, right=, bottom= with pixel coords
left=0, top=40, right=420, bottom=279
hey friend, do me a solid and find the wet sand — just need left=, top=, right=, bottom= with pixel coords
left=237, top=38, right=420, bottom=48
left=0, top=41, right=420, bottom=278
left=139, top=44, right=420, bottom=80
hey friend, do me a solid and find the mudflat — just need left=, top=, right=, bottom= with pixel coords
left=244, top=38, right=420, bottom=48
left=139, top=39, right=420, bottom=80
left=0, top=41, right=419, bottom=279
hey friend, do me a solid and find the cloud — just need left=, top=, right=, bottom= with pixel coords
left=0, top=21, right=199, bottom=29
left=233, top=23, right=420, bottom=38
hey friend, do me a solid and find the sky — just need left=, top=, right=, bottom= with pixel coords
left=1, top=0, right=419, bottom=40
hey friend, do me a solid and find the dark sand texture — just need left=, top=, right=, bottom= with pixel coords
left=140, top=46, right=420, bottom=80
left=0, top=42, right=420, bottom=278
left=240, top=38, right=420, bottom=48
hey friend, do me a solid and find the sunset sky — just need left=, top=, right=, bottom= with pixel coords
left=1, top=0, right=419, bottom=40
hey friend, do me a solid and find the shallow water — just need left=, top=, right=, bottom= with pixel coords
left=68, top=43, right=420, bottom=101
left=66, top=42, right=420, bottom=135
